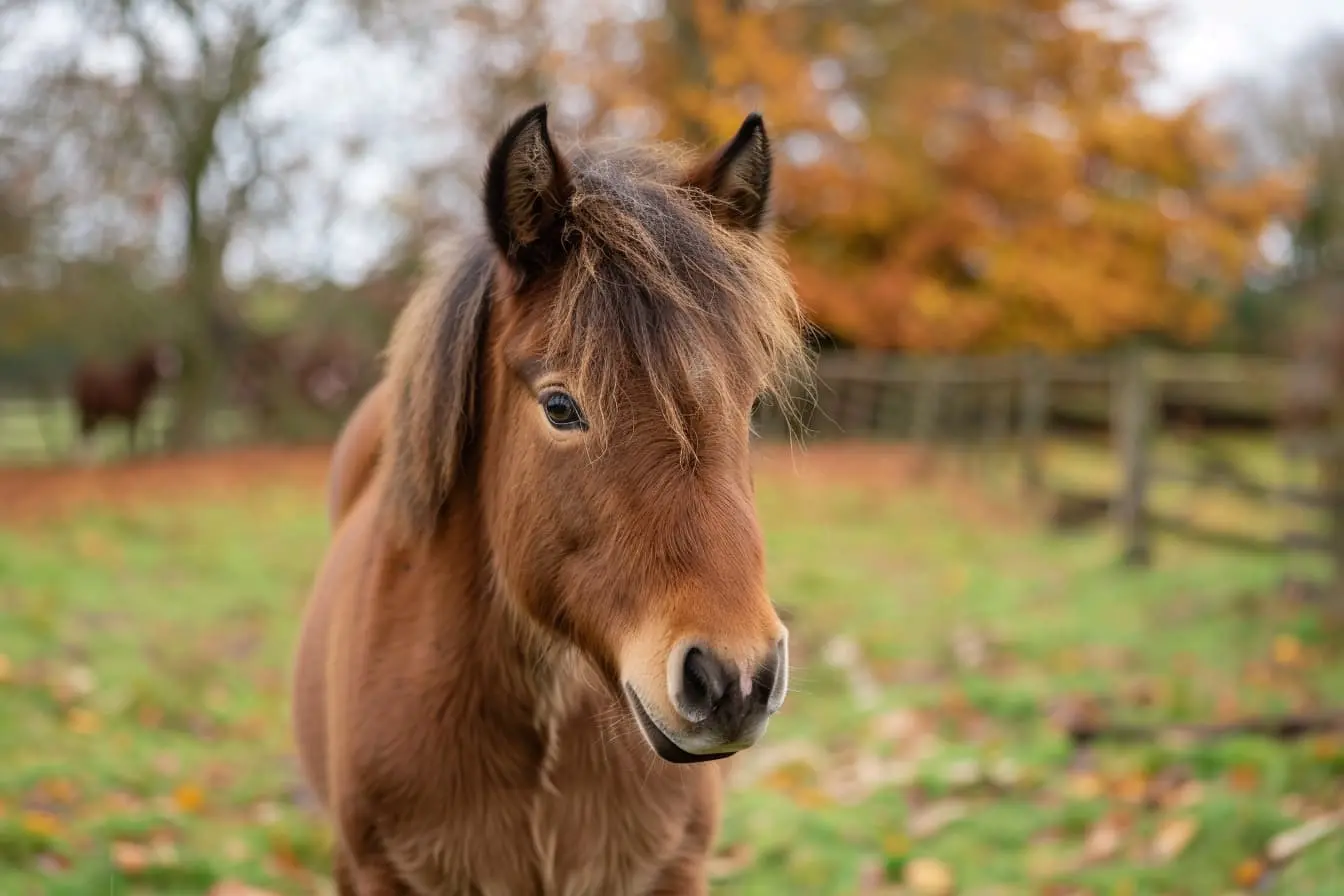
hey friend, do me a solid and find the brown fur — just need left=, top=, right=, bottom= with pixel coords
left=71, top=344, right=179, bottom=453
left=291, top=106, right=809, bottom=895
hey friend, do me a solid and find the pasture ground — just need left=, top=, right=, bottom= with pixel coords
left=0, top=443, right=1342, bottom=895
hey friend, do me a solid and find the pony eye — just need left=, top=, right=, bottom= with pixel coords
left=541, top=390, right=586, bottom=431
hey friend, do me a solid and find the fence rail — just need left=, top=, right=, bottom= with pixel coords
left=5, top=346, right=1343, bottom=586
left=752, top=347, right=1344, bottom=583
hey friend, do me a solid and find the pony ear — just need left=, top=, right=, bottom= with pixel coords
left=685, top=112, right=773, bottom=231
left=483, top=103, right=573, bottom=274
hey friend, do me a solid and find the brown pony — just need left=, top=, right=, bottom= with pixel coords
left=291, top=104, right=809, bottom=895
left=71, top=343, right=180, bottom=455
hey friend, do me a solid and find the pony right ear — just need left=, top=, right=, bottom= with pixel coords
left=483, top=104, right=573, bottom=276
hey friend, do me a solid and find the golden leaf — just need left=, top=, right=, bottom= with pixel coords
left=904, top=857, right=955, bottom=896
left=21, top=811, right=61, bottom=838
left=172, top=783, right=206, bottom=814
left=1273, top=634, right=1304, bottom=667
left=67, top=708, right=100, bottom=735
left=1232, top=857, right=1266, bottom=888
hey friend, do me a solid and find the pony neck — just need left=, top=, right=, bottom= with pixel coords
left=406, top=478, right=594, bottom=744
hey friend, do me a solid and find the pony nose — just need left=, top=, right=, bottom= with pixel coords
left=669, top=639, right=786, bottom=732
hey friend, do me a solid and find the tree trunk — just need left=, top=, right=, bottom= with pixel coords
left=164, top=171, right=226, bottom=450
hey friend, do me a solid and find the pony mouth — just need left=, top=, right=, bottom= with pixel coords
left=623, top=685, right=735, bottom=765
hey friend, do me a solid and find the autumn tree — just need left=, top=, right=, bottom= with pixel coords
left=0, top=0, right=491, bottom=445
left=560, top=0, right=1302, bottom=353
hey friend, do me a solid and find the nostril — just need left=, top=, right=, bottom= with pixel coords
left=678, top=647, right=727, bottom=723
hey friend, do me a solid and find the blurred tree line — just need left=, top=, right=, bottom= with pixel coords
left=1, top=0, right=1341, bottom=445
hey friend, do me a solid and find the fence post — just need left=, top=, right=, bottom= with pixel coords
left=1019, top=351, right=1049, bottom=495
left=1114, top=346, right=1155, bottom=566
left=910, top=359, right=944, bottom=445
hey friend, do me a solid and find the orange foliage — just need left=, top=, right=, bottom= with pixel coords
left=556, top=0, right=1304, bottom=352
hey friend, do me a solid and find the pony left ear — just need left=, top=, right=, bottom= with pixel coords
left=483, top=103, right=573, bottom=274
left=685, top=113, right=773, bottom=232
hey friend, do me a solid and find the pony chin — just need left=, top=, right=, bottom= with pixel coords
left=622, top=685, right=738, bottom=765
left=616, top=629, right=759, bottom=765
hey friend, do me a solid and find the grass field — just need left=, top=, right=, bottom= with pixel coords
left=1, top=444, right=1342, bottom=895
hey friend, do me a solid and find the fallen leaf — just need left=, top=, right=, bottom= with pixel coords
left=224, top=837, right=251, bottom=863
left=942, top=759, right=982, bottom=790
left=1228, top=764, right=1259, bottom=793
left=66, top=707, right=100, bottom=735
left=988, top=757, right=1022, bottom=788
left=758, top=759, right=818, bottom=793
left=112, top=841, right=151, bottom=874
left=149, top=832, right=179, bottom=865
left=1082, top=819, right=1123, bottom=864
left=882, top=832, right=911, bottom=858
left=1272, top=634, right=1303, bottom=667
left=0, top=653, right=12, bottom=683
left=254, top=801, right=282, bottom=825
left=172, top=783, right=206, bottom=814
left=1310, top=736, right=1341, bottom=760
left=794, top=786, right=833, bottom=810
left=871, top=708, right=923, bottom=743
left=908, top=800, right=968, bottom=839
left=154, top=753, right=182, bottom=776
left=1215, top=690, right=1241, bottom=721
left=1232, top=857, right=1266, bottom=888
left=21, top=811, right=61, bottom=838
left=1266, top=812, right=1343, bottom=864
left=904, top=856, right=955, bottom=895
left=1112, top=770, right=1149, bottom=804
left=1166, top=780, right=1205, bottom=810
left=1065, top=771, right=1104, bottom=801
left=1151, top=816, right=1199, bottom=863
left=53, top=665, right=96, bottom=702
left=41, top=778, right=78, bottom=805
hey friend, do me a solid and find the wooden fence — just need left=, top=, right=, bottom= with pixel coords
left=5, top=346, right=1343, bottom=583
left=753, top=348, right=1344, bottom=581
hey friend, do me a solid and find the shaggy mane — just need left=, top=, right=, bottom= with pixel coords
left=383, top=137, right=812, bottom=526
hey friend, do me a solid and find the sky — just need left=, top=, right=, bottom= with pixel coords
left=8, top=0, right=1344, bottom=286
left=1121, top=0, right=1344, bottom=108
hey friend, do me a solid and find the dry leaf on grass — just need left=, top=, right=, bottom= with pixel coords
left=1232, top=857, right=1266, bottom=888
left=1266, top=812, right=1343, bottom=864
left=1272, top=634, right=1303, bottom=667
left=904, top=856, right=955, bottom=895
left=111, top=841, right=151, bottom=875
left=172, top=783, right=206, bottom=813
left=21, top=811, right=61, bottom=838
left=1082, top=819, right=1123, bottom=864
left=1150, top=816, right=1199, bottom=863
left=1064, top=771, right=1104, bottom=801
left=908, top=800, right=968, bottom=839
left=66, top=707, right=100, bottom=735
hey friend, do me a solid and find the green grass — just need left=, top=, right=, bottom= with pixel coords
left=1, top=445, right=1343, bottom=895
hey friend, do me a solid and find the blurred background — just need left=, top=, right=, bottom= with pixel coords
left=2, top=0, right=1344, bottom=893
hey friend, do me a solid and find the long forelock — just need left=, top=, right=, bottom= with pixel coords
left=539, top=145, right=810, bottom=455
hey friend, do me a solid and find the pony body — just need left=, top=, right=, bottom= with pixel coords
left=291, top=105, right=808, bottom=895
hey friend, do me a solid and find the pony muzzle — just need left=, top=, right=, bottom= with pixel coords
left=623, top=634, right=788, bottom=765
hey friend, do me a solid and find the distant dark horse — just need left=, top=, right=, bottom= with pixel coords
left=71, top=344, right=180, bottom=459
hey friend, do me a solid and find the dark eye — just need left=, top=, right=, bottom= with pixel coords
left=541, top=390, right=586, bottom=431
